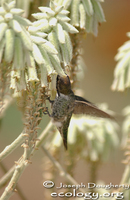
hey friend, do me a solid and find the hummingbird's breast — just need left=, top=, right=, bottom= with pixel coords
left=51, top=93, right=75, bottom=123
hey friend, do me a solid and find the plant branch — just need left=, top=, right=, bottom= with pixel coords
left=0, top=162, right=27, bottom=200
left=41, top=145, right=87, bottom=194
left=0, top=164, right=15, bottom=188
left=0, top=120, right=53, bottom=162
left=0, top=157, right=28, bottom=200
left=0, top=82, right=42, bottom=199
left=0, top=121, right=53, bottom=190
left=0, top=132, right=25, bottom=162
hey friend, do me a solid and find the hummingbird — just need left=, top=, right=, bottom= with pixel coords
left=45, top=75, right=114, bottom=149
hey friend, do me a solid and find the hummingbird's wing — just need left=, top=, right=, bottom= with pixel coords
left=73, top=95, right=113, bottom=119
left=57, top=113, right=72, bottom=150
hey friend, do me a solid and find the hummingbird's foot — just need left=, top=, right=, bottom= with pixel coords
left=43, top=107, right=51, bottom=116
left=45, top=96, right=54, bottom=104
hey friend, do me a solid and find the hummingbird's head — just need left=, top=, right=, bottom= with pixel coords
left=56, top=75, right=72, bottom=95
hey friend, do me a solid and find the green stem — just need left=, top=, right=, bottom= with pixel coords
left=0, top=160, right=26, bottom=200
left=0, top=120, right=53, bottom=162
left=0, top=121, right=53, bottom=190
left=0, top=132, right=25, bottom=162
left=0, top=165, right=15, bottom=188
left=0, top=162, right=27, bottom=200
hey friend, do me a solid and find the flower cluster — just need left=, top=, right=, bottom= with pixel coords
left=112, top=32, right=130, bottom=91
left=55, top=0, right=105, bottom=36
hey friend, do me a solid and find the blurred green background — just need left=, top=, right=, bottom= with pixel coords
left=0, top=0, right=130, bottom=199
